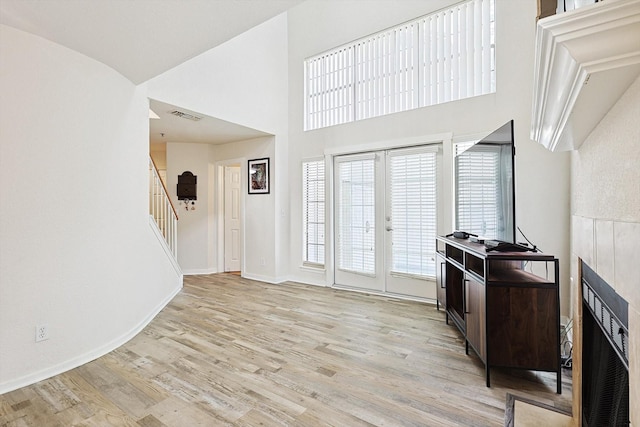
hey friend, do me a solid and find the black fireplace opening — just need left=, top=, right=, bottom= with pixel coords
left=581, top=262, right=630, bottom=427
left=582, top=306, right=629, bottom=426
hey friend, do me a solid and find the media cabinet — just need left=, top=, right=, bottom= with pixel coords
left=436, top=236, right=561, bottom=394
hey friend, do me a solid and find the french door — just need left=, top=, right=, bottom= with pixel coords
left=334, top=146, right=439, bottom=299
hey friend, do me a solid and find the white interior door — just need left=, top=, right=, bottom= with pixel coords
left=334, top=146, right=438, bottom=300
left=224, top=165, right=241, bottom=272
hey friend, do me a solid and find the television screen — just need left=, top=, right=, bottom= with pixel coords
left=454, top=120, right=516, bottom=243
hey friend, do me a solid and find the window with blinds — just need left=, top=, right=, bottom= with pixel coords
left=354, top=23, right=419, bottom=121
left=336, top=158, right=376, bottom=275
left=302, top=160, right=325, bottom=266
left=305, top=0, right=495, bottom=130
left=306, top=47, right=355, bottom=130
left=389, top=148, right=438, bottom=278
left=455, top=142, right=501, bottom=239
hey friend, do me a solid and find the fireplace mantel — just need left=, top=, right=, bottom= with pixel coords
left=531, top=0, right=640, bottom=152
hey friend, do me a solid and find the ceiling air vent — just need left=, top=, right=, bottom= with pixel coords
left=169, top=110, right=203, bottom=121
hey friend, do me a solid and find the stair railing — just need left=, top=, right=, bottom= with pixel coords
left=149, top=157, right=178, bottom=258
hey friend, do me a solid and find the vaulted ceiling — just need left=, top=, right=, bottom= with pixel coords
left=1, top=0, right=305, bottom=145
left=0, top=0, right=303, bottom=84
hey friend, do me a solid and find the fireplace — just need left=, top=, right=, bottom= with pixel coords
left=581, top=261, right=630, bottom=426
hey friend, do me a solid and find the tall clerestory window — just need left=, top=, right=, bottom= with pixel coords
left=304, top=0, right=496, bottom=130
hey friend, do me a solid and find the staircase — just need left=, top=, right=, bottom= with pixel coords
left=149, top=157, right=178, bottom=259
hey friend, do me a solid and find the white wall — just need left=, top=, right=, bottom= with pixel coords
left=146, top=13, right=289, bottom=136
left=164, top=137, right=279, bottom=280
left=212, top=137, right=277, bottom=280
left=147, top=13, right=290, bottom=283
left=286, top=0, right=572, bottom=313
left=0, top=25, right=182, bottom=393
left=166, top=143, right=212, bottom=274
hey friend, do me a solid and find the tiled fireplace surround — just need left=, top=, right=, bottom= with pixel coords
left=531, top=4, right=639, bottom=423
left=572, top=218, right=638, bottom=425
left=569, top=76, right=639, bottom=425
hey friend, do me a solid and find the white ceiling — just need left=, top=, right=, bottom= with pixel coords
left=0, top=0, right=303, bottom=146
left=149, top=99, right=270, bottom=147
left=0, top=0, right=303, bottom=84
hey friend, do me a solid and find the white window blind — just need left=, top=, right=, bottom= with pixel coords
left=389, top=148, right=438, bottom=277
left=302, top=160, right=325, bottom=266
left=420, top=0, right=495, bottom=106
left=305, top=0, right=495, bottom=130
left=455, top=143, right=500, bottom=239
left=336, top=157, right=376, bottom=274
left=355, top=23, right=419, bottom=121
left=305, top=47, right=355, bottom=131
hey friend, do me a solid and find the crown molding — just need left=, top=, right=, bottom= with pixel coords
left=531, top=0, right=640, bottom=151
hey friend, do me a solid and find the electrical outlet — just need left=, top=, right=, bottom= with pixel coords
left=260, top=257, right=266, bottom=266
left=35, top=324, right=49, bottom=342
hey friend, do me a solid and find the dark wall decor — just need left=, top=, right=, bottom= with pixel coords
left=177, top=171, right=197, bottom=210
left=248, top=158, right=270, bottom=194
left=177, top=171, right=197, bottom=200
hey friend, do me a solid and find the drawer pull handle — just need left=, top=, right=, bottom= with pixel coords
left=463, top=279, right=470, bottom=314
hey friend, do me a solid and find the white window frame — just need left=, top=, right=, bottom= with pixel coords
left=302, top=158, right=326, bottom=267
left=304, top=0, right=495, bottom=131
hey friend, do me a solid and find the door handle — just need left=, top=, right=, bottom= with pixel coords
left=440, top=262, right=445, bottom=288
left=386, top=226, right=393, bottom=231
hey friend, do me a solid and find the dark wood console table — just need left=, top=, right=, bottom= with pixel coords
left=436, top=236, right=561, bottom=394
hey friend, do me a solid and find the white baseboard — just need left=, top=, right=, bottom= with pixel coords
left=0, top=283, right=182, bottom=395
left=332, top=283, right=437, bottom=305
left=182, top=268, right=218, bottom=276
left=242, top=272, right=288, bottom=284
left=287, top=277, right=330, bottom=288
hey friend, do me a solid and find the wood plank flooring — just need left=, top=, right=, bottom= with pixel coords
left=0, top=274, right=572, bottom=426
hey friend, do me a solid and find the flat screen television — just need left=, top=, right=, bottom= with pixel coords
left=454, top=120, right=516, bottom=243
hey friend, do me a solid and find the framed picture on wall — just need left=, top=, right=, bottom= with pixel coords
left=248, top=158, right=270, bottom=194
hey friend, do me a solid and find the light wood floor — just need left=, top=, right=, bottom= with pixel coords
left=0, top=274, right=571, bottom=426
